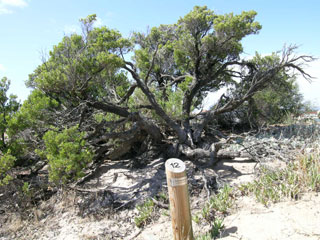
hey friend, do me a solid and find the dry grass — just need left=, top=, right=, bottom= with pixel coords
left=239, top=147, right=320, bottom=206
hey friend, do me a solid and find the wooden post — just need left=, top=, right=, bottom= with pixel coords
left=165, top=158, right=194, bottom=240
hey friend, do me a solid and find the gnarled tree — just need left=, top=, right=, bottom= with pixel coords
left=26, top=7, right=314, bottom=161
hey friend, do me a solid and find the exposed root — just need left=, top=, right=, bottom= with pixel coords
left=151, top=198, right=169, bottom=209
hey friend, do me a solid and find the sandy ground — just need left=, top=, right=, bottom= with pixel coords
left=222, top=193, right=320, bottom=240
left=135, top=158, right=320, bottom=240
left=135, top=193, right=320, bottom=240
left=1, top=155, right=320, bottom=240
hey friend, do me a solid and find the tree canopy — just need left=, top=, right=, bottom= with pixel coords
left=0, top=6, right=315, bottom=187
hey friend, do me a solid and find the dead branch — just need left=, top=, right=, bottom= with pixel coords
left=151, top=198, right=169, bottom=209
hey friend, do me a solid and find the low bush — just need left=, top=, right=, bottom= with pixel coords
left=201, top=185, right=234, bottom=221
left=0, top=150, right=16, bottom=186
left=239, top=149, right=320, bottom=205
left=134, top=198, right=155, bottom=228
left=38, top=126, right=93, bottom=185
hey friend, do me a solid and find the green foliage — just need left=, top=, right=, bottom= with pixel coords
left=0, top=77, right=25, bottom=169
left=5, top=90, right=60, bottom=160
left=80, top=14, right=97, bottom=29
left=134, top=198, right=155, bottom=228
left=202, top=185, right=234, bottom=221
left=239, top=151, right=320, bottom=205
left=155, top=86, right=185, bottom=119
left=196, top=233, right=212, bottom=240
left=174, top=7, right=260, bottom=70
left=194, top=186, right=232, bottom=239
left=8, top=90, right=59, bottom=133
left=21, top=182, right=32, bottom=197
left=210, top=218, right=225, bottom=238
left=156, top=191, right=168, bottom=202
left=192, top=214, right=201, bottom=224
left=240, top=165, right=300, bottom=206
left=0, top=77, right=20, bottom=150
left=252, top=81, right=303, bottom=124
left=283, top=112, right=296, bottom=125
left=22, top=7, right=309, bottom=150
left=196, top=218, right=225, bottom=239
left=210, top=185, right=234, bottom=213
left=251, top=54, right=304, bottom=124
left=129, top=86, right=186, bottom=120
left=39, top=126, right=93, bottom=185
left=3, top=7, right=308, bottom=187
left=27, top=18, right=132, bottom=106
left=93, top=111, right=121, bottom=125
left=298, top=152, right=320, bottom=191
left=222, top=53, right=306, bottom=128
left=0, top=150, right=16, bottom=186
left=133, top=6, right=262, bottom=111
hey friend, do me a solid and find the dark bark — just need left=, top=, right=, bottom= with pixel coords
left=118, top=84, right=137, bottom=104
left=87, top=101, right=130, bottom=118
left=92, top=125, right=140, bottom=144
left=124, top=63, right=187, bottom=144
left=131, top=113, right=163, bottom=143
left=192, top=48, right=314, bottom=143
left=87, top=100, right=163, bottom=143
left=107, top=133, right=146, bottom=160
left=182, top=61, right=245, bottom=139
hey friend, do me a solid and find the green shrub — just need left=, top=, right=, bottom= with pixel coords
left=201, top=185, right=234, bottom=221
left=22, top=182, right=31, bottom=197
left=196, top=218, right=225, bottom=240
left=0, top=150, right=16, bottom=186
left=39, top=126, right=93, bottom=185
left=209, top=185, right=234, bottom=214
left=134, top=199, right=155, bottom=228
left=194, top=186, right=231, bottom=239
left=239, top=151, right=320, bottom=205
left=298, top=152, right=320, bottom=191
left=239, top=166, right=300, bottom=206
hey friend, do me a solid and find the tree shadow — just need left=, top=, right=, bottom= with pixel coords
left=212, top=158, right=255, bottom=185
left=221, top=226, right=238, bottom=238
left=76, top=157, right=222, bottom=214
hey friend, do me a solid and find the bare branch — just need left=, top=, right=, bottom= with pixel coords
left=85, top=118, right=128, bottom=140
left=124, top=64, right=187, bottom=143
left=192, top=46, right=315, bottom=142
left=118, top=84, right=137, bottom=104
left=87, top=101, right=130, bottom=118
left=160, top=74, right=193, bottom=87
left=93, top=125, right=140, bottom=143
left=136, top=104, right=153, bottom=110
left=145, top=44, right=159, bottom=85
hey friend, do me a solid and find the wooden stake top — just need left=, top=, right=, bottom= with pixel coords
left=165, top=158, right=186, bottom=173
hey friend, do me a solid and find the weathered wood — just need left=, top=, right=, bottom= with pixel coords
left=165, top=158, right=194, bottom=240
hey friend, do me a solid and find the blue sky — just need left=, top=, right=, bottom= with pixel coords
left=1, top=0, right=320, bottom=107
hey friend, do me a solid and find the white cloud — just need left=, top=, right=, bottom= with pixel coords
left=93, top=17, right=103, bottom=28
left=1, top=0, right=27, bottom=7
left=204, top=56, right=320, bottom=110
left=0, top=6, right=12, bottom=14
left=64, top=16, right=103, bottom=35
left=296, top=59, right=320, bottom=107
left=64, top=24, right=80, bottom=34
left=0, top=0, right=27, bottom=14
